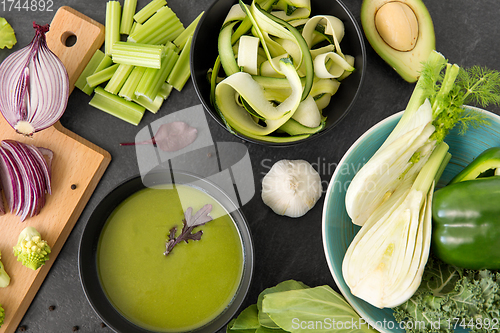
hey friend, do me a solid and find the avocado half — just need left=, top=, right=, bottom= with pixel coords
left=361, top=0, right=435, bottom=83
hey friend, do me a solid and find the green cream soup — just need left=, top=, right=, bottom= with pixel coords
left=97, top=184, right=244, bottom=332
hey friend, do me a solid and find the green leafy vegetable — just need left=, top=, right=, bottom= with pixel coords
left=13, top=226, right=51, bottom=270
left=227, top=280, right=378, bottom=333
left=164, top=204, right=213, bottom=256
left=0, top=17, right=16, bottom=49
left=393, top=255, right=500, bottom=333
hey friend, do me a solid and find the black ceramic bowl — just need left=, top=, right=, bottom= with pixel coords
left=79, top=171, right=254, bottom=333
left=191, top=0, right=366, bottom=146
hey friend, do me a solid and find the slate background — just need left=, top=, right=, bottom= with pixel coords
left=1, top=0, right=500, bottom=332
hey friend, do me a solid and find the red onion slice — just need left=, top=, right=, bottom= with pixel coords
left=0, top=23, right=69, bottom=136
left=0, top=140, right=53, bottom=220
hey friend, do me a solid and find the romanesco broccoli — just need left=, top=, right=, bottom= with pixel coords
left=0, top=304, right=4, bottom=327
left=0, top=250, right=10, bottom=288
left=13, top=227, right=51, bottom=271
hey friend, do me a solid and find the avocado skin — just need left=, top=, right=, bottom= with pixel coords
left=361, top=0, right=435, bottom=83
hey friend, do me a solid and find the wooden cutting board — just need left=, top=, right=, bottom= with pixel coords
left=0, top=7, right=109, bottom=333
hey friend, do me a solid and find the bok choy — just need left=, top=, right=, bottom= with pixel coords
left=342, top=50, right=500, bottom=309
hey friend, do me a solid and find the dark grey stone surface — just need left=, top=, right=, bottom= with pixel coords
left=2, top=0, right=500, bottom=332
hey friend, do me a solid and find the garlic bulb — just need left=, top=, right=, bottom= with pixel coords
left=261, top=159, right=322, bottom=218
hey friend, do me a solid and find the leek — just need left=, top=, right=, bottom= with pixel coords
left=342, top=50, right=500, bottom=309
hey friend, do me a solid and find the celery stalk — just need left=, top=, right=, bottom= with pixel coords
left=120, top=0, right=137, bottom=35
left=105, top=1, right=121, bottom=56
left=133, top=0, right=167, bottom=24
left=168, top=35, right=192, bottom=92
left=173, top=11, right=204, bottom=49
left=133, top=94, right=164, bottom=113
left=75, top=50, right=105, bottom=95
left=128, top=6, right=184, bottom=45
left=86, top=63, right=119, bottom=88
left=136, top=48, right=179, bottom=102
left=164, top=41, right=179, bottom=53
left=90, top=87, right=145, bottom=126
left=119, top=66, right=147, bottom=101
left=105, top=64, right=134, bottom=95
left=112, top=41, right=165, bottom=69
left=158, top=82, right=173, bottom=100
left=130, top=21, right=141, bottom=35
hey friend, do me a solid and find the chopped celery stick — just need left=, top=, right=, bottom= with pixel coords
left=173, top=11, right=204, bottom=49
left=105, top=1, right=121, bottom=56
left=133, top=0, right=166, bottom=24
left=168, top=35, right=192, bottom=91
left=136, top=48, right=179, bottom=102
left=164, top=41, right=179, bottom=53
left=75, top=50, right=105, bottom=95
left=120, top=0, right=137, bottom=35
left=154, top=24, right=185, bottom=46
left=112, top=41, right=165, bottom=69
left=105, top=64, right=134, bottom=95
left=129, top=21, right=141, bottom=35
left=133, top=94, right=164, bottom=113
left=86, top=63, right=119, bottom=88
left=128, top=6, right=184, bottom=45
left=119, top=66, right=147, bottom=101
left=90, top=87, right=145, bottom=126
left=158, top=82, right=173, bottom=100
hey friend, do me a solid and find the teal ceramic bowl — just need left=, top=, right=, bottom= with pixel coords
left=322, top=107, right=500, bottom=333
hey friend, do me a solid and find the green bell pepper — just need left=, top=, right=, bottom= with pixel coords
left=448, top=147, right=500, bottom=184
left=432, top=147, right=500, bottom=270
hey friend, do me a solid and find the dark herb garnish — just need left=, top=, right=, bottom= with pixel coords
left=164, top=204, right=213, bottom=256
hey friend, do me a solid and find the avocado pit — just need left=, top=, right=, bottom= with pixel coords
left=375, top=1, right=418, bottom=52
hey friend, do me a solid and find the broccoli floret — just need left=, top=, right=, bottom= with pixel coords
left=13, top=227, right=51, bottom=271
left=0, top=304, right=4, bottom=328
left=0, top=250, right=10, bottom=288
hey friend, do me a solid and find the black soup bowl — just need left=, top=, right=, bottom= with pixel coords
left=191, top=0, right=366, bottom=146
left=79, top=171, right=254, bottom=333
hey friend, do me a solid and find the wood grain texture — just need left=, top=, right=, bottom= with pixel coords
left=0, top=7, right=110, bottom=333
left=46, top=6, right=105, bottom=93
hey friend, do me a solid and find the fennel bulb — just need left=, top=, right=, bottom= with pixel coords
left=342, top=50, right=500, bottom=309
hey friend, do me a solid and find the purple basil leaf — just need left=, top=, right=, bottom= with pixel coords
left=184, top=230, right=203, bottom=243
left=185, top=204, right=213, bottom=227
left=164, top=205, right=214, bottom=256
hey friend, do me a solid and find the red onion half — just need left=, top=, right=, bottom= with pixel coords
left=0, top=140, right=52, bottom=221
left=0, top=23, right=69, bottom=136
